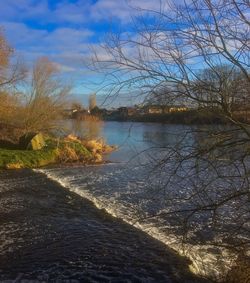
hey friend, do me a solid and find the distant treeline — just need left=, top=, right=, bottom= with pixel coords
left=102, top=109, right=237, bottom=125
left=69, top=107, right=250, bottom=125
left=129, top=109, right=229, bottom=125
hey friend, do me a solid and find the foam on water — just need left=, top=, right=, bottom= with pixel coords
left=34, top=166, right=235, bottom=280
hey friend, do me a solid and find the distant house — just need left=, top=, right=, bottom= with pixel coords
left=143, top=105, right=163, bottom=114
left=137, top=105, right=188, bottom=115
left=167, top=106, right=188, bottom=113
left=148, top=106, right=163, bottom=114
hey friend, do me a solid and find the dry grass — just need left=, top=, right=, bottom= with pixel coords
left=57, top=144, right=80, bottom=163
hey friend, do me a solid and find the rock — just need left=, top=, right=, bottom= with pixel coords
left=19, top=132, right=45, bottom=150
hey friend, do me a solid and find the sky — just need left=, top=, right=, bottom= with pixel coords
left=0, top=0, right=158, bottom=107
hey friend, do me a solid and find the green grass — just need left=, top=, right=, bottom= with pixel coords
left=0, top=138, right=93, bottom=169
left=0, top=147, right=58, bottom=169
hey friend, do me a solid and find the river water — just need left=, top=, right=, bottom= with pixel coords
left=39, top=121, right=249, bottom=279
left=0, top=121, right=248, bottom=281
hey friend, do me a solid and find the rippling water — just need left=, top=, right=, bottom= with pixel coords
left=35, top=163, right=227, bottom=278
left=41, top=121, right=249, bottom=278
left=0, top=170, right=206, bottom=282
left=1, top=121, right=248, bottom=281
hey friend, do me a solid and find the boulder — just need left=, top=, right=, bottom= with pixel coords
left=19, top=132, right=45, bottom=150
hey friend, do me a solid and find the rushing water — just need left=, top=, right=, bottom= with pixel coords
left=36, top=121, right=249, bottom=279
left=1, top=169, right=205, bottom=282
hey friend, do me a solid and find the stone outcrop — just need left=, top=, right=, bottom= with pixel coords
left=19, top=132, right=45, bottom=150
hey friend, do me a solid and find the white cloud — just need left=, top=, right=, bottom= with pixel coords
left=1, top=21, right=93, bottom=74
left=0, top=0, right=166, bottom=81
left=90, top=0, right=162, bottom=23
left=0, top=0, right=164, bottom=25
left=0, top=0, right=49, bottom=22
left=53, top=0, right=92, bottom=24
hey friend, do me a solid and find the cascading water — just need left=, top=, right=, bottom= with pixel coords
left=35, top=162, right=234, bottom=280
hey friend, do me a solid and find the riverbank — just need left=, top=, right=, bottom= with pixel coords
left=104, top=108, right=230, bottom=125
left=0, top=169, right=208, bottom=282
left=0, top=135, right=116, bottom=169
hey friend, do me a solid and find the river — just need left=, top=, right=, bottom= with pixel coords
left=0, top=121, right=248, bottom=282
left=45, top=121, right=249, bottom=278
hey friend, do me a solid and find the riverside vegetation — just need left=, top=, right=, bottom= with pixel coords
left=0, top=133, right=117, bottom=169
left=0, top=29, right=117, bottom=169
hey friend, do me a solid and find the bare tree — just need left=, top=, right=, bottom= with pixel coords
left=91, top=0, right=250, bottom=280
left=24, top=57, right=71, bottom=132
left=0, top=27, right=26, bottom=90
left=0, top=33, right=70, bottom=138
left=0, top=28, right=27, bottom=141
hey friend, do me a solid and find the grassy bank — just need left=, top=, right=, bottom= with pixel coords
left=0, top=138, right=94, bottom=169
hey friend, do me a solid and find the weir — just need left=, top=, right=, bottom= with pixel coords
left=0, top=169, right=206, bottom=282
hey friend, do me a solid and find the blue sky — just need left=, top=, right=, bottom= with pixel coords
left=0, top=0, right=158, bottom=107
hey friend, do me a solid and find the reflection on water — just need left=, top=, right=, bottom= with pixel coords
left=63, top=120, right=192, bottom=163
left=65, top=119, right=104, bottom=140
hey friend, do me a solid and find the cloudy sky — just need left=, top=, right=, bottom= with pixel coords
left=0, top=0, right=158, bottom=106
